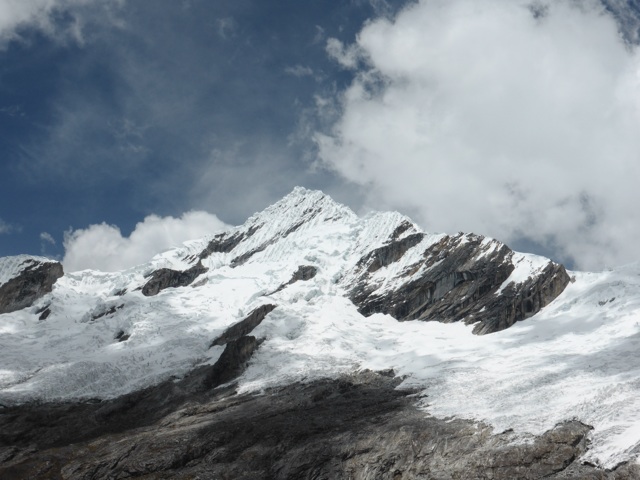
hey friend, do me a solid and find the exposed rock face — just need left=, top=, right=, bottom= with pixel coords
left=210, top=304, right=276, bottom=347
left=350, top=233, right=571, bottom=334
left=471, top=261, right=570, bottom=335
left=141, top=261, right=208, bottom=296
left=202, top=336, right=262, bottom=389
left=272, top=265, right=318, bottom=293
left=0, top=257, right=63, bottom=314
left=357, top=232, right=425, bottom=274
left=288, top=265, right=317, bottom=283
left=36, top=304, right=51, bottom=321
left=198, top=225, right=261, bottom=260
left=1, top=371, right=637, bottom=480
left=90, top=304, right=123, bottom=321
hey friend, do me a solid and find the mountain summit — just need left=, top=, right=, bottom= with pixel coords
left=1, top=188, right=640, bottom=478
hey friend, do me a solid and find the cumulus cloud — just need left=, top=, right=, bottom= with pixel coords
left=62, top=211, right=229, bottom=272
left=317, top=0, right=640, bottom=270
left=0, top=0, right=123, bottom=47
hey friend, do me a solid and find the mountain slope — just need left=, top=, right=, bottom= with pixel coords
left=0, top=187, right=639, bottom=473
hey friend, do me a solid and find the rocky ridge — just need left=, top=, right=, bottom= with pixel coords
left=0, top=256, right=63, bottom=315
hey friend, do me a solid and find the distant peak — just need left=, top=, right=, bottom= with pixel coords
left=245, top=187, right=355, bottom=226
left=278, top=186, right=329, bottom=204
left=289, top=186, right=315, bottom=195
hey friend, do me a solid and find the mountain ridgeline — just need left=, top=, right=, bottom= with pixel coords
left=0, top=188, right=569, bottom=335
left=160, top=187, right=570, bottom=334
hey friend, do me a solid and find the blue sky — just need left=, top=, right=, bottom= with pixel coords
left=0, top=0, right=401, bottom=260
left=1, top=0, right=640, bottom=271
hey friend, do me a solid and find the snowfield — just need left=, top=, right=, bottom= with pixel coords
left=1, top=188, right=640, bottom=469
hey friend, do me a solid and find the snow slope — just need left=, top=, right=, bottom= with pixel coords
left=0, top=188, right=639, bottom=468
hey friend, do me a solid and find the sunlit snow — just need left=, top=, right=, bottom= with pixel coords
left=1, top=188, right=639, bottom=469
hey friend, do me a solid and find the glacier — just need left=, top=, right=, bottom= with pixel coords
left=0, top=187, right=639, bottom=469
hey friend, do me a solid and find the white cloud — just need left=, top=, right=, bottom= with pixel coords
left=40, top=231, right=57, bottom=257
left=62, top=211, right=229, bottom=272
left=317, top=0, right=640, bottom=270
left=0, top=0, right=123, bottom=47
left=326, top=38, right=362, bottom=69
left=40, top=231, right=56, bottom=245
left=285, top=65, right=314, bottom=77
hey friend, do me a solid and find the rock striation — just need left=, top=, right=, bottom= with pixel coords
left=141, top=260, right=208, bottom=296
left=349, top=233, right=571, bottom=334
left=0, top=256, right=63, bottom=314
left=1, top=370, right=637, bottom=480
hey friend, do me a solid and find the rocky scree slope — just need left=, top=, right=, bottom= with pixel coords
left=4, top=369, right=639, bottom=480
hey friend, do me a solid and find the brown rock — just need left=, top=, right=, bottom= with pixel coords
left=0, top=258, right=63, bottom=314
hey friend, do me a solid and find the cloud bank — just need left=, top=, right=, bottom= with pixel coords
left=317, top=0, right=640, bottom=270
left=63, top=211, right=229, bottom=272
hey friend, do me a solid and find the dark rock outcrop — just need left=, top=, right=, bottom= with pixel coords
left=471, top=261, right=570, bottom=335
left=351, top=233, right=570, bottom=334
left=210, top=304, right=276, bottom=347
left=202, top=336, right=262, bottom=389
left=114, top=330, right=129, bottom=342
left=357, top=232, right=425, bottom=273
left=1, top=370, right=636, bottom=480
left=199, top=225, right=261, bottom=260
left=36, top=304, right=51, bottom=321
left=90, top=304, right=123, bottom=321
left=141, top=261, right=208, bottom=296
left=0, top=258, right=63, bottom=314
left=231, top=243, right=270, bottom=267
left=272, top=265, right=318, bottom=293
left=288, top=265, right=317, bottom=283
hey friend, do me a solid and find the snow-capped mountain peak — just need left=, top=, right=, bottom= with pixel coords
left=1, top=187, right=640, bottom=470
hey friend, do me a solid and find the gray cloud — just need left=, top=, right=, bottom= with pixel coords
left=317, top=0, right=640, bottom=270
